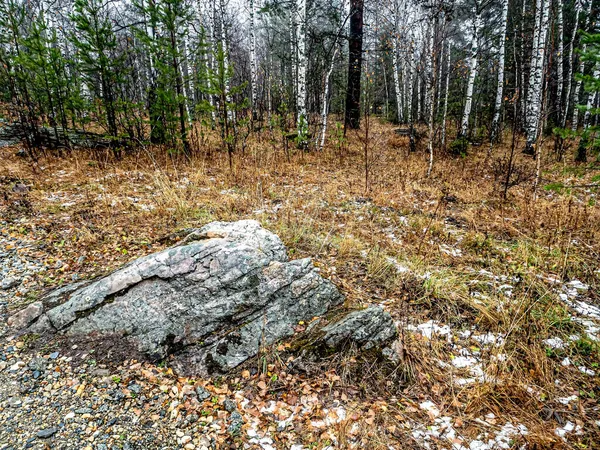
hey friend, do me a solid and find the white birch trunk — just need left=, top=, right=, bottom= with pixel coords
left=460, top=5, right=482, bottom=137
left=571, top=0, right=593, bottom=131
left=249, top=0, right=258, bottom=121
left=416, top=68, right=421, bottom=122
left=525, top=0, right=550, bottom=151
left=519, top=0, right=527, bottom=126
left=318, top=45, right=339, bottom=150
left=219, top=0, right=233, bottom=122
left=441, top=43, right=451, bottom=146
left=318, top=0, right=347, bottom=149
left=490, top=0, right=509, bottom=143
left=295, top=0, right=308, bottom=145
left=562, top=0, right=582, bottom=128
left=392, top=0, right=403, bottom=123
left=426, top=27, right=436, bottom=177
left=583, top=65, right=600, bottom=129
left=407, top=65, right=414, bottom=124
left=556, top=0, right=564, bottom=116
left=392, top=39, right=403, bottom=123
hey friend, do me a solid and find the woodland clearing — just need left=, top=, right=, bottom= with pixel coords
left=1, top=121, right=600, bottom=449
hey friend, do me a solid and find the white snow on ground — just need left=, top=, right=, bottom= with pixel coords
left=411, top=407, right=528, bottom=450
left=556, top=395, right=578, bottom=405
left=405, top=319, right=506, bottom=386
left=555, top=421, right=583, bottom=439
left=406, top=320, right=453, bottom=340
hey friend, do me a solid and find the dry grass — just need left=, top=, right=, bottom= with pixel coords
left=1, top=118, right=599, bottom=448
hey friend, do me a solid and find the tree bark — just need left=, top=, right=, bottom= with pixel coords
left=490, top=0, right=509, bottom=145
left=562, top=0, right=582, bottom=128
left=459, top=3, right=482, bottom=138
left=524, top=0, right=550, bottom=155
left=344, top=0, right=364, bottom=130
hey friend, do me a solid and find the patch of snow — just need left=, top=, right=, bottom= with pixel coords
left=406, top=320, right=453, bottom=341
left=556, top=395, right=578, bottom=405
left=440, top=244, right=462, bottom=257
left=419, top=401, right=440, bottom=418
left=452, top=356, right=479, bottom=369
left=385, top=257, right=410, bottom=273
left=578, top=366, right=596, bottom=376
left=555, top=421, right=583, bottom=439
left=543, top=337, right=565, bottom=349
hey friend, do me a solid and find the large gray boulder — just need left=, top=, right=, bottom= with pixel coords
left=13, top=221, right=346, bottom=375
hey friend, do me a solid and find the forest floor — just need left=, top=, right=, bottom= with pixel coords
left=0, top=120, right=599, bottom=449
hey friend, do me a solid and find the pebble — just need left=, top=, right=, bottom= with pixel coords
left=196, top=386, right=211, bottom=401
left=36, top=427, right=59, bottom=439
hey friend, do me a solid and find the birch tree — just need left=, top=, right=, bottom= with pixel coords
left=458, top=2, right=482, bottom=140
left=490, top=0, right=509, bottom=146
left=295, top=0, right=308, bottom=147
left=392, top=0, right=403, bottom=123
left=248, top=0, right=258, bottom=121
left=555, top=0, right=564, bottom=121
left=524, top=0, right=550, bottom=155
left=441, top=42, right=451, bottom=146
left=562, top=0, right=582, bottom=128
left=571, top=0, right=593, bottom=131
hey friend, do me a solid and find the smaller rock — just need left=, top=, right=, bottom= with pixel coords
left=1, top=277, right=20, bottom=290
left=223, top=399, right=237, bottom=412
left=36, top=427, right=59, bottom=439
left=321, top=306, right=397, bottom=350
left=7, top=302, right=43, bottom=329
left=227, top=411, right=243, bottom=435
left=49, top=352, right=59, bottom=360
left=195, top=386, right=211, bottom=401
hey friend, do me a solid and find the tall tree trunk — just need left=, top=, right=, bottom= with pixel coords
left=426, top=25, right=437, bottom=177
left=524, top=0, right=550, bottom=155
left=490, top=0, right=509, bottom=146
left=441, top=43, right=451, bottom=147
left=392, top=0, right=403, bottom=123
left=219, top=0, right=233, bottom=123
left=555, top=0, right=564, bottom=122
left=519, top=0, right=527, bottom=128
left=249, top=0, right=258, bottom=122
left=571, top=0, right=593, bottom=131
left=344, top=0, right=364, bottom=130
left=576, top=64, right=599, bottom=162
left=562, top=0, right=582, bottom=128
left=459, top=3, right=482, bottom=138
left=295, top=0, right=308, bottom=147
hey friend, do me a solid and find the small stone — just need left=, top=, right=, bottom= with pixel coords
left=32, top=370, right=41, bottom=379
left=184, top=444, right=195, bottom=450
left=1, top=277, right=19, bottom=290
left=65, top=412, right=75, bottom=420
left=49, top=352, right=59, bottom=360
left=181, top=436, right=192, bottom=444
left=76, top=408, right=93, bottom=414
left=128, top=384, right=141, bottom=394
left=36, top=427, right=59, bottom=439
left=7, top=301, right=43, bottom=328
left=195, top=386, right=211, bottom=401
left=223, top=399, right=237, bottom=412
left=227, top=411, right=243, bottom=435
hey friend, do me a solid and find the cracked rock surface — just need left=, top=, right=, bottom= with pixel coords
left=12, top=220, right=344, bottom=375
